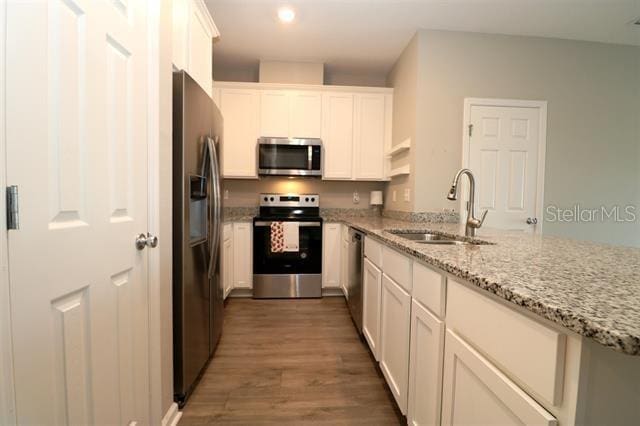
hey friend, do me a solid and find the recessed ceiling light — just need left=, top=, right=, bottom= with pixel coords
left=278, top=7, right=295, bottom=23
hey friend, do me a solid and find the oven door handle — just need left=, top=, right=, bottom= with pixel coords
left=254, top=221, right=322, bottom=227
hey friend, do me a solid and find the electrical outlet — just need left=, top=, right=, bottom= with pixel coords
left=404, top=188, right=411, bottom=202
left=223, top=189, right=229, bottom=200
left=353, top=191, right=360, bottom=204
left=392, top=190, right=397, bottom=202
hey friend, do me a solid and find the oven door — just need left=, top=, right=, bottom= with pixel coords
left=257, top=138, right=322, bottom=176
left=253, top=219, right=323, bottom=275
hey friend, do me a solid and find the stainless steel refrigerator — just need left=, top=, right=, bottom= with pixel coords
left=172, top=70, right=224, bottom=407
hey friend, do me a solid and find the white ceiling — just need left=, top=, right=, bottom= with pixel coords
left=206, top=0, right=640, bottom=77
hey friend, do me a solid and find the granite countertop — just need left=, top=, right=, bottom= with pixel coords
left=333, top=216, right=640, bottom=356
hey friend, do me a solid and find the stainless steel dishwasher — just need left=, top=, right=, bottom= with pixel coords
left=346, top=228, right=364, bottom=333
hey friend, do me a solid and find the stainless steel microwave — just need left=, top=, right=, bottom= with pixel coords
left=257, top=137, right=322, bottom=177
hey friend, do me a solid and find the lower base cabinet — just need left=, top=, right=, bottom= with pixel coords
left=379, top=273, right=411, bottom=415
left=232, top=222, right=253, bottom=289
left=441, top=329, right=557, bottom=426
left=222, top=224, right=234, bottom=299
left=362, top=258, right=382, bottom=360
left=407, top=300, right=445, bottom=426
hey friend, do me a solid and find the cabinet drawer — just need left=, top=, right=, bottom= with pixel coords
left=364, top=236, right=382, bottom=268
left=382, top=246, right=412, bottom=292
left=447, top=278, right=566, bottom=406
left=412, top=262, right=446, bottom=318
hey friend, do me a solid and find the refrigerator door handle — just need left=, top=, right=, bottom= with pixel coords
left=206, top=136, right=222, bottom=278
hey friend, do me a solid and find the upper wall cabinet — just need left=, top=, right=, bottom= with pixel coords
left=219, top=89, right=260, bottom=178
left=213, top=82, right=393, bottom=180
left=322, top=92, right=354, bottom=179
left=260, top=90, right=322, bottom=139
left=353, top=93, right=392, bottom=180
left=172, top=0, right=219, bottom=98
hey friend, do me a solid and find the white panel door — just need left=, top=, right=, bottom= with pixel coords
left=469, top=105, right=541, bottom=231
left=441, top=330, right=558, bottom=426
left=6, top=0, right=150, bottom=424
left=220, top=89, right=260, bottom=177
left=233, top=223, right=253, bottom=289
left=322, top=92, right=354, bottom=180
left=222, top=224, right=234, bottom=299
left=408, top=300, right=445, bottom=426
left=379, top=274, right=411, bottom=414
left=322, top=223, right=341, bottom=288
left=290, top=91, right=322, bottom=138
left=354, top=93, right=386, bottom=180
left=260, top=90, right=290, bottom=137
left=362, top=258, right=382, bottom=360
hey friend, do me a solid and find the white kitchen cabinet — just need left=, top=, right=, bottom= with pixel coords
left=379, top=273, right=412, bottom=414
left=322, top=223, right=341, bottom=288
left=219, top=89, right=260, bottom=178
left=322, top=92, right=354, bottom=179
left=232, top=223, right=253, bottom=289
left=441, top=329, right=557, bottom=426
left=290, top=91, right=322, bottom=138
left=408, top=300, right=445, bottom=426
left=221, top=223, right=234, bottom=299
left=260, top=90, right=322, bottom=139
left=340, top=226, right=350, bottom=299
left=353, top=93, right=391, bottom=180
left=172, top=0, right=218, bottom=97
left=362, top=258, right=382, bottom=360
left=260, top=90, right=290, bottom=137
left=213, top=82, right=393, bottom=181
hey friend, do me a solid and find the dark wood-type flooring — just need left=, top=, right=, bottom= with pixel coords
left=180, top=297, right=404, bottom=425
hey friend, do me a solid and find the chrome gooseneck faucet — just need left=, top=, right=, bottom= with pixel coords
left=447, top=169, right=488, bottom=237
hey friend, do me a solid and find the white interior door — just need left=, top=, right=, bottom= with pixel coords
left=6, top=0, right=150, bottom=424
left=468, top=103, right=543, bottom=231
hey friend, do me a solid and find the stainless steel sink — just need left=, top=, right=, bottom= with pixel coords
left=388, top=231, right=484, bottom=245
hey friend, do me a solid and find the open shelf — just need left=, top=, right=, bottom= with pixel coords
left=388, top=165, right=410, bottom=178
left=386, top=138, right=411, bottom=157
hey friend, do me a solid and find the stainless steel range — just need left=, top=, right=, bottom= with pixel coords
left=253, top=194, right=323, bottom=298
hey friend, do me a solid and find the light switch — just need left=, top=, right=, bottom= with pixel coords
left=404, top=188, right=411, bottom=202
left=223, top=189, right=229, bottom=200
left=392, top=190, right=397, bottom=202
left=353, top=191, right=360, bottom=204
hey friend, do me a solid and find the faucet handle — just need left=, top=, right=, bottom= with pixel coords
left=478, top=209, right=488, bottom=226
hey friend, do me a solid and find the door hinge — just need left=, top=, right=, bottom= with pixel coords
left=468, top=124, right=474, bottom=137
left=6, top=185, right=19, bottom=230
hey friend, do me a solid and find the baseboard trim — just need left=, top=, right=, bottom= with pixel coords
left=161, top=402, right=182, bottom=426
left=322, top=287, right=345, bottom=297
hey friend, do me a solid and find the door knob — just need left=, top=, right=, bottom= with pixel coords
left=136, top=233, right=159, bottom=250
left=526, top=217, right=538, bottom=225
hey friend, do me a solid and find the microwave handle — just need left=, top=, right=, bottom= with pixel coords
left=307, top=145, right=313, bottom=171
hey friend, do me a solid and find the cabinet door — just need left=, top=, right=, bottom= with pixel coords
left=441, top=330, right=558, bottom=426
left=362, top=259, right=382, bottom=360
left=290, top=91, right=322, bottom=138
left=220, top=89, right=259, bottom=178
left=322, top=223, right=341, bottom=288
left=187, top=4, right=214, bottom=97
left=260, top=90, right=290, bottom=137
left=322, top=93, right=354, bottom=180
left=353, top=94, right=386, bottom=180
left=379, top=274, right=412, bottom=414
left=340, top=238, right=349, bottom=299
left=408, top=300, right=445, bottom=426
left=222, top=235, right=233, bottom=299
left=232, top=223, right=253, bottom=289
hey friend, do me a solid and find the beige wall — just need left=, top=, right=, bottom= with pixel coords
left=388, top=29, right=640, bottom=246
left=259, top=61, right=324, bottom=84
left=384, top=34, right=419, bottom=212
left=418, top=30, right=640, bottom=246
left=223, top=178, right=384, bottom=209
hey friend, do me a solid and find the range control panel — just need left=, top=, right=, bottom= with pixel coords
left=259, top=193, right=320, bottom=208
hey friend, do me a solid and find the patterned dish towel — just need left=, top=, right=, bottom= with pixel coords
left=270, top=222, right=300, bottom=253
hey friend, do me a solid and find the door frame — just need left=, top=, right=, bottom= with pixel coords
left=0, top=0, right=17, bottom=423
left=461, top=98, right=547, bottom=234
